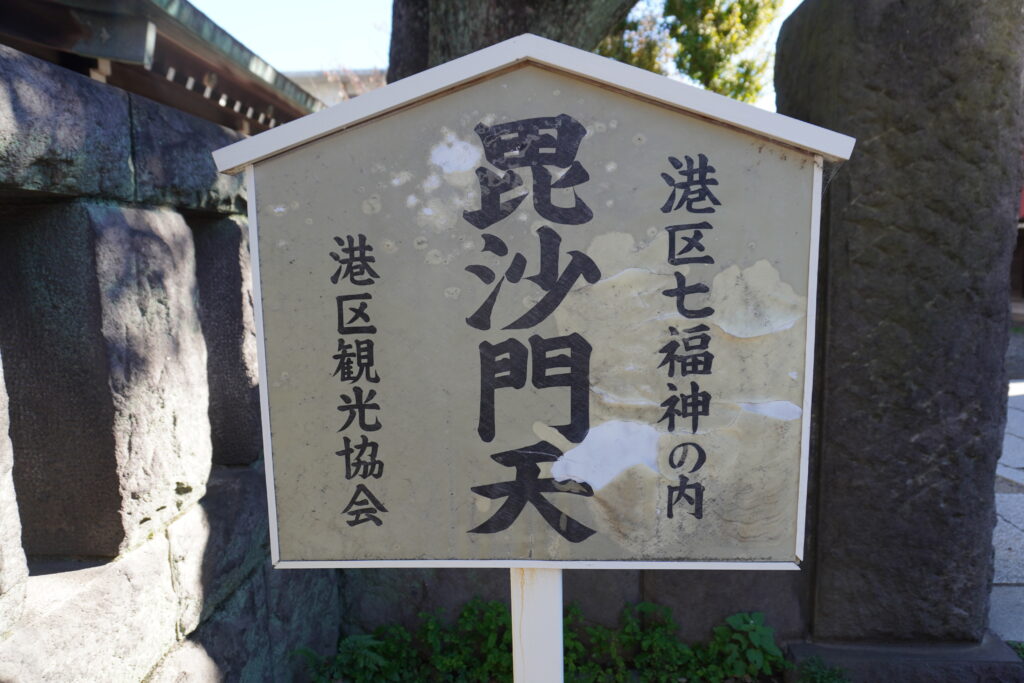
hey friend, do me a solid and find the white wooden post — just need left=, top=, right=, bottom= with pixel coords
left=510, top=567, right=563, bottom=682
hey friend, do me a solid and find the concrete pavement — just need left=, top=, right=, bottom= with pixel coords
left=989, top=383, right=1024, bottom=641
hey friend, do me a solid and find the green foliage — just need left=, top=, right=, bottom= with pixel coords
left=1010, top=641, right=1024, bottom=661
left=416, top=599, right=513, bottom=681
left=689, top=612, right=789, bottom=682
left=296, top=626, right=424, bottom=682
left=597, top=0, right=781, bottom=103
left=300, top=599, right=791, bottom=682
left=794, top=656, right=851, bottom=683
left=564, top=602, right=695, bottom=681
left=596, top=3, right=674, bottom=76
left=300, top=598, right=510, bottom=683
left=665, top=0, right=781, bottom=102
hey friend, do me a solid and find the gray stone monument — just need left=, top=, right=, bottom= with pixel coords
left=776, top=1, right=1024, bottom=678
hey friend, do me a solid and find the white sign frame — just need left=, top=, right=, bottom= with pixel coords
left=221, top=35, right=851, bottom=571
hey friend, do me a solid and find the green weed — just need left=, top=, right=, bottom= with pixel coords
left=794, top=655, right=850, bottom=683
left=300, top=599, right=793, bottom=682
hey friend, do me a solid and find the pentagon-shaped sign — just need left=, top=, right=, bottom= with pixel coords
left=215, top=34, right=853, bottom=569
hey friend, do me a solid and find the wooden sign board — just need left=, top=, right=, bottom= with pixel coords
left=215, top=35, right=853, bottom=569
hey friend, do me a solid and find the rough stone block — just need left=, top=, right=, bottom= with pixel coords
left=787, top=634, right=1024, bottom=683
left=0, top=536, right=178, bottom=682
left=340, top=568, right=507, bottom=635
left=264, top=563, right=342, bottom=681
left=776, top=0, right=1023, bottom=641
left=147, top=567, right=271, bottom=683
left=0, top=44, right=132, bottom=199
left=0, top=202, right=211, bottom=556
left=563, top=570, right=640, bottom=628
left=168, top=465, right=269, bottom=636
left=143, top=641, right=224, bottom=683
left=0, top=351, right=27, bottom=633
left=131, top=93, right=245, bottom=213
left=642, top=570, right=808, bottom=643
left=192, top=215, right=262, bottom=465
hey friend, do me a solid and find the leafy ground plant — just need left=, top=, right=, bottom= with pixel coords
left=1010, top=641, right=1024, bottom=661
left=563, top=602, right=697, bottom=681
left=689, top=612, right=788, bottom=682
left=794, top=656, right=850, bottom=683
left=300, top=599, right=793, bottom=682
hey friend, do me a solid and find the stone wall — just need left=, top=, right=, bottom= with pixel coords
left=0, top=38, right=820, bottom=681
left=0, top=44, right=341, bottom=680
left=5, top=10, right=1024, bottom=680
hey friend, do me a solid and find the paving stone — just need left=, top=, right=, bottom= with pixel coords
left=1006, top=408, right=1024, bottom=441
left=994, top=498, right=1024, bottom=585
left=192, top=215, right=261, bottom=465
left=997, top=476, right=1024, bottom=494
left=998, top=493, right=1024, bottom=529
left=1000, top=464, right=1024, bottom=489
left=1002, top=433, right=1024, bottom=470
left=0, top=351, right=27, bottom=633
left=0, top=44, right=132, bottom=200
left=168, top=465, right=269, bottom=636
left=0, top=536, right=178, bottom=682
left=1009, top=392, right=1024, bottom=412
left=0, top=202, right=211, bottom=556
left=131, top=93, right=245, bottom=213
left=990, top=587, right=1024, bottom=643
left=777, top=0, right=1022, bottom=641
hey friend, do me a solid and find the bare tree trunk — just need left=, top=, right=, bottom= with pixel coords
left=388, top=0, right=635, bottom=82
left=387, top=0, right=429, bottom=84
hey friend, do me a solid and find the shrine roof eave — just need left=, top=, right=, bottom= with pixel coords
left=213, top=33, right=855, bottom=175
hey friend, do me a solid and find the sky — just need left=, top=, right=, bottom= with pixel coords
left=189, top=0, right=802, bottom=110
left=191, top=0, right=393, bottom=72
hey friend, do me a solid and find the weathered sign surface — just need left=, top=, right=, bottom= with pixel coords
left=216, top=35, right=853, bottom=568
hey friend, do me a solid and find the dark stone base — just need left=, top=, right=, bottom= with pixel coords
left=787, top=633, right=1024, bottom=683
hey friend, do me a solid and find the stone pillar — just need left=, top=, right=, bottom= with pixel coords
left=776, top=0, right=1023, bottom=643
left=641, top=569, right=808, bottom=643
left=0, top=351, right=28, bottom=632
left=339, top=568, right=509, bottom=635
left=0, top=202, right=211, bottom=557
left=192, top=215, right=262, bottom=465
